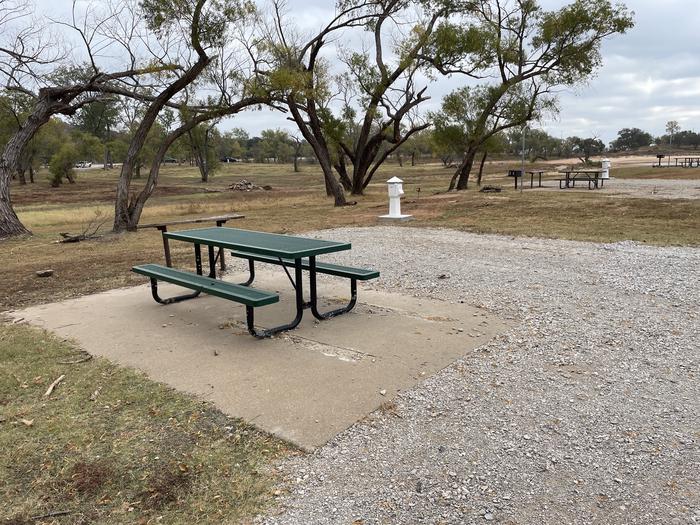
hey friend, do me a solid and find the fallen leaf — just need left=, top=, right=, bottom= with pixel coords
left=21, top=419, right=34, bottom=427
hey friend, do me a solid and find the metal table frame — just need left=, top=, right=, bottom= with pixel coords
left=511, top=170, right=544, bottom=189
left=158, top=227, right=356, bottom=337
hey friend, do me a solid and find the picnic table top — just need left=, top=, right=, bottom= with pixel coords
left=558, top=169, right=605, bottom=175
left=508, top=169, right=545, bottom=174
left=138, top=214, right=244, bottom=229
left=163, top=227, right=351, bottom=258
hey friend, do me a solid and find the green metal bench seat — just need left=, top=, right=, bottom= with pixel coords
left=229, top=250, right=380, bottom=280
left=132, top=264, right=280, bottom=338
left=229, top=250, right=378, bottom=323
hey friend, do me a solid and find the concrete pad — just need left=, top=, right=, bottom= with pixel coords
left=11, top=271, right=509, bottom=450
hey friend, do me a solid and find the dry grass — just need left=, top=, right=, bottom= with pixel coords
left=0, top=323, right=292, bottom=525
left=2, top=161, right=698, bottom=312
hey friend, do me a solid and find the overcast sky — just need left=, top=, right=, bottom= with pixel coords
left=37, top=0, right=700, bottom=144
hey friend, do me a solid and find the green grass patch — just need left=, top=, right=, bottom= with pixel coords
left=0, top=323, right=290, bottom=524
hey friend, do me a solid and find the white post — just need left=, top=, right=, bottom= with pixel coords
left=601, top=158, right=611, bottom=180
left=379, top=176, right=413, bottom=221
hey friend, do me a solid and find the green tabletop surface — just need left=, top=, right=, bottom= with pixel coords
left=163, top=227, right=351, bottom=258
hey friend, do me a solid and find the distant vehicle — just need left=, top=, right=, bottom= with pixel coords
left=161, top=157, right=178, bottom=164
left=74, top=161, right=92, bottom=168
left=220, top=156, right=239, bottom=163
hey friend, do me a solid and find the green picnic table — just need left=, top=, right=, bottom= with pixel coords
left=132, top=227, right=379, bottom=338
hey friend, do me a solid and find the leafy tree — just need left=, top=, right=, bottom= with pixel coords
left=427, top=0, right=633, bottom=190
left=113, top=0, right=266, bottom=232
left=48, top=143, right=80, bottom=187
left=269, top=0, right=451, bottom=203
left=431, top=120, right=465, bottom=167
left=665, top=120, right=680, bottom=146
left=0, top=2, right=183, bottom=238
left=187, top=123, right=220, bottom=182
left=566, top=136, right=605, bottom=163
left=258, top=129, right=293, bottom=163
left=73, top=100, right=121, bottom=168
left=399, top=129, right=434, bottom=167
left=508, top=128, right=563, bottom=160
left=610, top=128, right=653, bottom=151
left=676, top=130, right=700, bottom=150
left=289, top=134, right=312, bottom=172
left=215, top=128, right=248, bottom=160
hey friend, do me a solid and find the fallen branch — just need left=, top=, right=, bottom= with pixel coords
left=57, top=215, right=107, bottom=243
left=57, top=352, right=92, bottom=365
left=44, top=375, right=66, bottom=397
left=31, top=510, right=71, bottom=520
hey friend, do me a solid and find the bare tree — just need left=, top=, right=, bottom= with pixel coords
left=0, top=0, right=181, bottom=238
left=261, top=1, right=380, bottom=205
left=111, top=0, right=278, bottom=231
left=267, top=0, right=450, bottom=202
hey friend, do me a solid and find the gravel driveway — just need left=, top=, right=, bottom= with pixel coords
left=261, top=227, right=699, bottom=525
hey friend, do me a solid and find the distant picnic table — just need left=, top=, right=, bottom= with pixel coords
left=507, top=169, right=545, bottom=189
left=675, top=156, right=700, bottom=168
left=557, top=169, right=606, bottom=190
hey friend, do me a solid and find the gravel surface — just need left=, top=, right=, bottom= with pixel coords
left=260, top=227, right=699, bottom=525
left=603, top=178, right=700, bottom=200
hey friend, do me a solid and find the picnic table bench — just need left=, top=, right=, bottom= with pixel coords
left=132, top=227, right=379, bottom=338
left=138, top=214, right=244, bottom=270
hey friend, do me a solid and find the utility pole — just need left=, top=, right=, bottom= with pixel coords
left=520, top=126, right=526, bottom=194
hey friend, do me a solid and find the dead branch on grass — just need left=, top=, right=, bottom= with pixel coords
left=57, top=351, right=92, bottom=365
left=43, top=374, right=65, bottom=396
left=57, top=215, right=108, bottom=243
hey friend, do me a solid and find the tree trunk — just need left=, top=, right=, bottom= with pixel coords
left=286, top=97, right=346, bottom=206
left=293, top=154, right=299, bottom=172
left=411, top=151, right=416, bottom=166
left=476, top=151, right=488, bottom=187
left=113, top=22, right=211, bottom=233
left=29, top=165, right=35, bottom=184
left=190, top=130, right=209, bottom=183
left=397, top=152, right=403, bottom=167
left=0, top=98, right=54, bottom=238
left=334, top=153, right=352, bottom=191
left=17, top=169, right=27, bottom=185
left=454, top=147, right=478, bottom=191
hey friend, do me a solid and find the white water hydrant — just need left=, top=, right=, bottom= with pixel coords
left=601, top=158, right=611, bottom=180
left=379, top=176, right=412, bottom=220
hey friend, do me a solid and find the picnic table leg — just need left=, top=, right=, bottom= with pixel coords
left=239, top=259, right=255, bottom=287
left=216, top=220, right=227, bottom=271
left=308, top=256, right=358, bottom=320
left=149, top=278, right=201, bottom=305
left=157, top=226, right=173, bottom=267
left=530, top=172, right=534, bottom=188
left=194, top=244, right=202, bottom=275
left=246, top=259, right=304, bottom=338
left=207, top=245, right=216, bottom=278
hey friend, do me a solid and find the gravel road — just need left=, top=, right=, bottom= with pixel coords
left=261, top=227, right=699, bottom=525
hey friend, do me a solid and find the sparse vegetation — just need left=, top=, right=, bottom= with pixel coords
left=0, top=323, right=291, bottom=524
left=2, top=161, right=698, bottom=311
